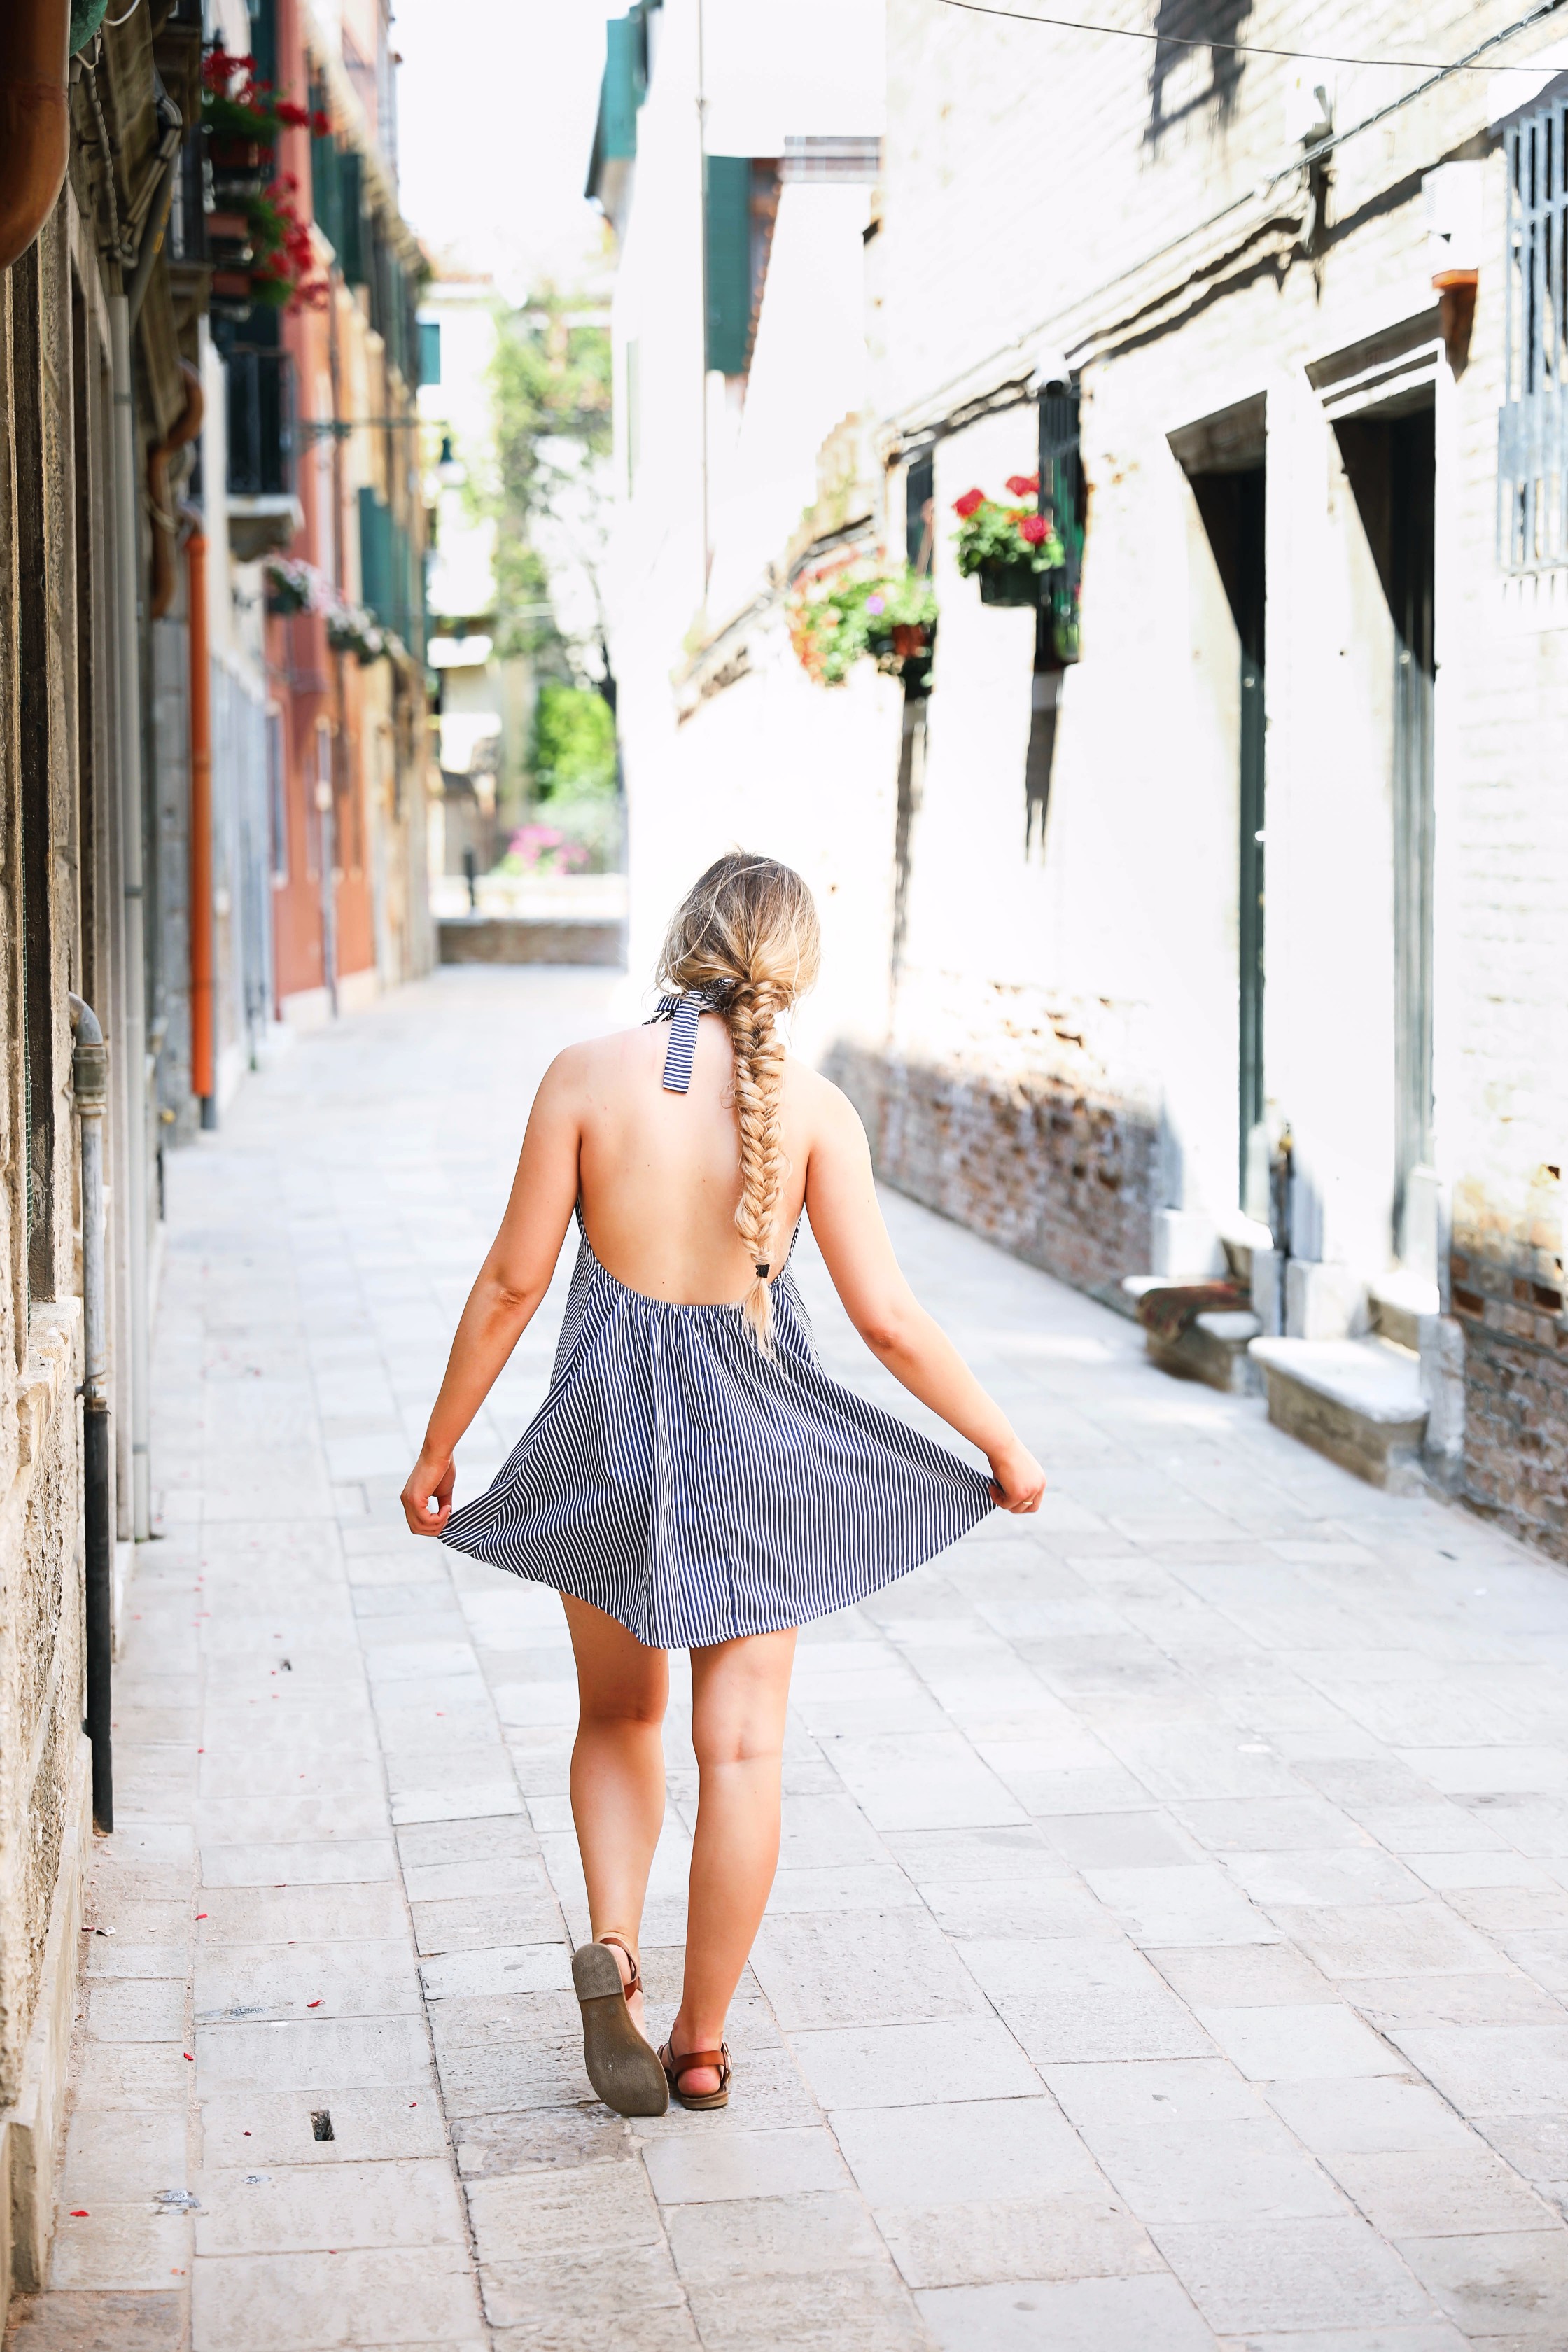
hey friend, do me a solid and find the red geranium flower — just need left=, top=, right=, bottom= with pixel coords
left=1019, top=514, right=1049, bottom=544
left=953, top=488, right=986, bottom=519
left=1005, top=473, right=1040, bottom=498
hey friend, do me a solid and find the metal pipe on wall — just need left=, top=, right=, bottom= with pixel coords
left=108, top=290, right=152, bottom=1542
left=186, top=528, right=216, bottom=1124
left=69, top=996, right=113, bottom=1834
left=0, top=0, right=70, bottom=276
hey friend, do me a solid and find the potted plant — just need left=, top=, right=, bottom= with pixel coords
left=952, top=475, right=1065, bottom=606
left=202, top=50, right=328, bottom=317
left=788, top=561, right=939, bottom=687
left=326, top=601, right=388, bottom=663
left=265, top=554, right=330, bottom=616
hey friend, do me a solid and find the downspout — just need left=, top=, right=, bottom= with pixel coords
left=186, top=525, right=216, bottom=1125
left=109, top=288, right=153, bottom=1541
left=0, top=0, right=70, bottom=276
left=69, top=997, right=113, bottom=1835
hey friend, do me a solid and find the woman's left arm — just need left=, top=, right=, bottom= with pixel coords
left=400, top=1051, right=584, bottom=1536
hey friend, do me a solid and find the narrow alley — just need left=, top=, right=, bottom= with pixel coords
left=15, top=969, right=1568, bottom=2352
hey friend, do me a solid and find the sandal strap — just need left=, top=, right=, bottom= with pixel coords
left=661, top=2040, right=730, bottom=2085
left=596, top=1933, right=640, bottom=1997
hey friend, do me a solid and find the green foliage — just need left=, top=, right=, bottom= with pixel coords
left=528, top=682, right=617, bottom=799
left=486, top=292, right=612, bottom=665
left=951, top=477, right=1065, bottom=578
left=788, top=564, right=939, bottom=687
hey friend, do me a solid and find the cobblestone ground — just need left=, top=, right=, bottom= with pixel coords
left=13, top=967, right=1568, bottom=2352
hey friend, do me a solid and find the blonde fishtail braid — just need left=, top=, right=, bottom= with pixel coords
left=657, top=850, right=822, bottom=1352
left=725, top=981, right=788, bottom=1353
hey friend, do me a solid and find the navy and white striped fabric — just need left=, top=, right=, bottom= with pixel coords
left=440, top=994, right=996, bottom=1648
left=654, top=989, right=710, bottom=1092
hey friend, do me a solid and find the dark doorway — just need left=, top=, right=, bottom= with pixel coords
left=1336, top=402, right=1436, bottom=1260
left=1187, top=463, right=1267, bottom=1201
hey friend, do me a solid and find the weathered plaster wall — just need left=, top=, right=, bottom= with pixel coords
left=0, top=205, right=97, bottom=2305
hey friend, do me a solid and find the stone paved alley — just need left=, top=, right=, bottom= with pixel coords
left=13, top=967, right=1568, bottom=2352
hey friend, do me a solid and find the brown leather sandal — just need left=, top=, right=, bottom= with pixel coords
left=659, top=2039, right=732, bottom=2112
left=570, top=1934, right=668, bottom=2117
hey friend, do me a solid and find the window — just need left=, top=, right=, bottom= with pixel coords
left=1500, top=93, right=1568, bottom=573
left=419, top=319, right=441, bottom=386
left=1038, top=380, right=1084, bottom=664
left=904, top=451, right=934, bottom=573
left=267, top=708, right=288, bottom=883
left=625, top=338, right=640, bottom=496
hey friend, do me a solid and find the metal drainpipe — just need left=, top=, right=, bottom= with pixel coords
left=0, top=0, right=70, bottom=277
left=187, top=527, right=216, bottom=1126
left=69, top=995, right=113, bottom=1834
left=109, top=289, right=153, bottom=1541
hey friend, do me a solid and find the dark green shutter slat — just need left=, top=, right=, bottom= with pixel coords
left=705, top=156, right=751, bottom=375
left=339, top=149, right=365, bottom=282
left=419, top=320, right=440, bottom=385
left=358, top=488, right=393, bottom=621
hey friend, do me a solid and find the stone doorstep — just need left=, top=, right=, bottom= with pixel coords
left=1148, top=1311, right=1263, bottom=1396
left=1121, top=1277, right=1261, bottom=1396
left=0, top=1737, right=92, bottom=2311
left=1250, top=1334, right=1429, bottom=1492
left=1368, top=1269, right=1442, bottom=1353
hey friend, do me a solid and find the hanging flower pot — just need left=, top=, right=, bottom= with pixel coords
left=788, top=561, right=938, bottom=687
left=953, top=477, right=1065, bottom=609
left=977, top=559, right=1042, bottom=608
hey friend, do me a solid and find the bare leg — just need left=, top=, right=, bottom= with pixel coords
left=669, top=1626, right=798, bottom=2096
left=563, top=1593, right=669, bottom=2036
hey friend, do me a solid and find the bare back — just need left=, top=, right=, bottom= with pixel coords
left=575, top=1013, right=814, bottom=1305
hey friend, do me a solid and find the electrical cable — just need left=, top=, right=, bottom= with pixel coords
left=938, top=0, right=1566, bottom=74
left=892, top=0, right=1568, bottom=439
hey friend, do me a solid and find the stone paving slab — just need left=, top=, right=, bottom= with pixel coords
left=13, top=967, right=1568, bottom=2351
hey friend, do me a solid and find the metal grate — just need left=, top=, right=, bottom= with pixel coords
left=1500, top=95, right=1568, bottom=573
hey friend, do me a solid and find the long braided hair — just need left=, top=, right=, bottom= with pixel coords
left=658, top=853, right=822, bottom=1352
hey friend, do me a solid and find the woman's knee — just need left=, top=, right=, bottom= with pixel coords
left=578, top=1679, right=667, bottom=1732
left=690, top=1698, right=786, bottom=1773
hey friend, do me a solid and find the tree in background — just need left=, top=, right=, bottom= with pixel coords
left=486, top=288, right=613, bottom=685
left=530, top=681, right=617, bottom=799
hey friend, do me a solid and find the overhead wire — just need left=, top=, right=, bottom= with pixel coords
left=897, top=0, right=1568, bottom=437
left=937, top=0, right=1567, bottom=73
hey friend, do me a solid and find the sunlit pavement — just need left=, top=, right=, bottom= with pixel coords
left=19, top=966, right=1568, bottom=2352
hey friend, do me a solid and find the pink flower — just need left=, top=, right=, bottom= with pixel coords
left=866, top=594, right=886, bottom=615
left=953, top=489, right=986, bottom=519
left=1006, top=473, right=1040, bottom=498
left=1019, top=514, right=1049, bottom=545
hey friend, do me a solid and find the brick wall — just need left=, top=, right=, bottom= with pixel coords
left=1451, top=1168, right=1568, bottom=1558
left=832, top=1037, right=1157, bottom=1294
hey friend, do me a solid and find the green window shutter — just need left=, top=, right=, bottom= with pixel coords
left=1038, top=383, right=1084, bottom=664
left=705, top=156, right=751, bottom=375
left=311, top=118, right=340, bottom=256
left=603, top=18, right=640, bottom=160
left=358, top=487, right=392, bottom=620
left=339, top=149, right=365, bottom=283
left=419, top=318, right=440, bottom=386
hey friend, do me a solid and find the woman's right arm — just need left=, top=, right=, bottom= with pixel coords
left=803, top=1083, right=1046, bottom=1513
left=400, top=1051, right=584, bottom=1536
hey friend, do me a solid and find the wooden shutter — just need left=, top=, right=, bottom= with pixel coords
left=705, top=157, right=752, bottom=375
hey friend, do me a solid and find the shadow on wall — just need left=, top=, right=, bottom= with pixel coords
left=827, top=1042, right=1158, bottom=1296
left=1146, top=0, right=1254, bottom=144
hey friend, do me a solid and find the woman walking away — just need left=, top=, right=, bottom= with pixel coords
left=401, top=853, right=1045, bottom=2115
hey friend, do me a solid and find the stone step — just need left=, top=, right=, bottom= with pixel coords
left=1122, top=1276, right=1261, bottom=1394
left=1249, top=1334, right=1429, bottom=1492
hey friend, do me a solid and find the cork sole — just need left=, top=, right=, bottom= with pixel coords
left=571, top=1942, right=669, bottom=2117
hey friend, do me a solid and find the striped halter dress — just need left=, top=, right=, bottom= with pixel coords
left=440, top=990, right=996, bottom=1648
